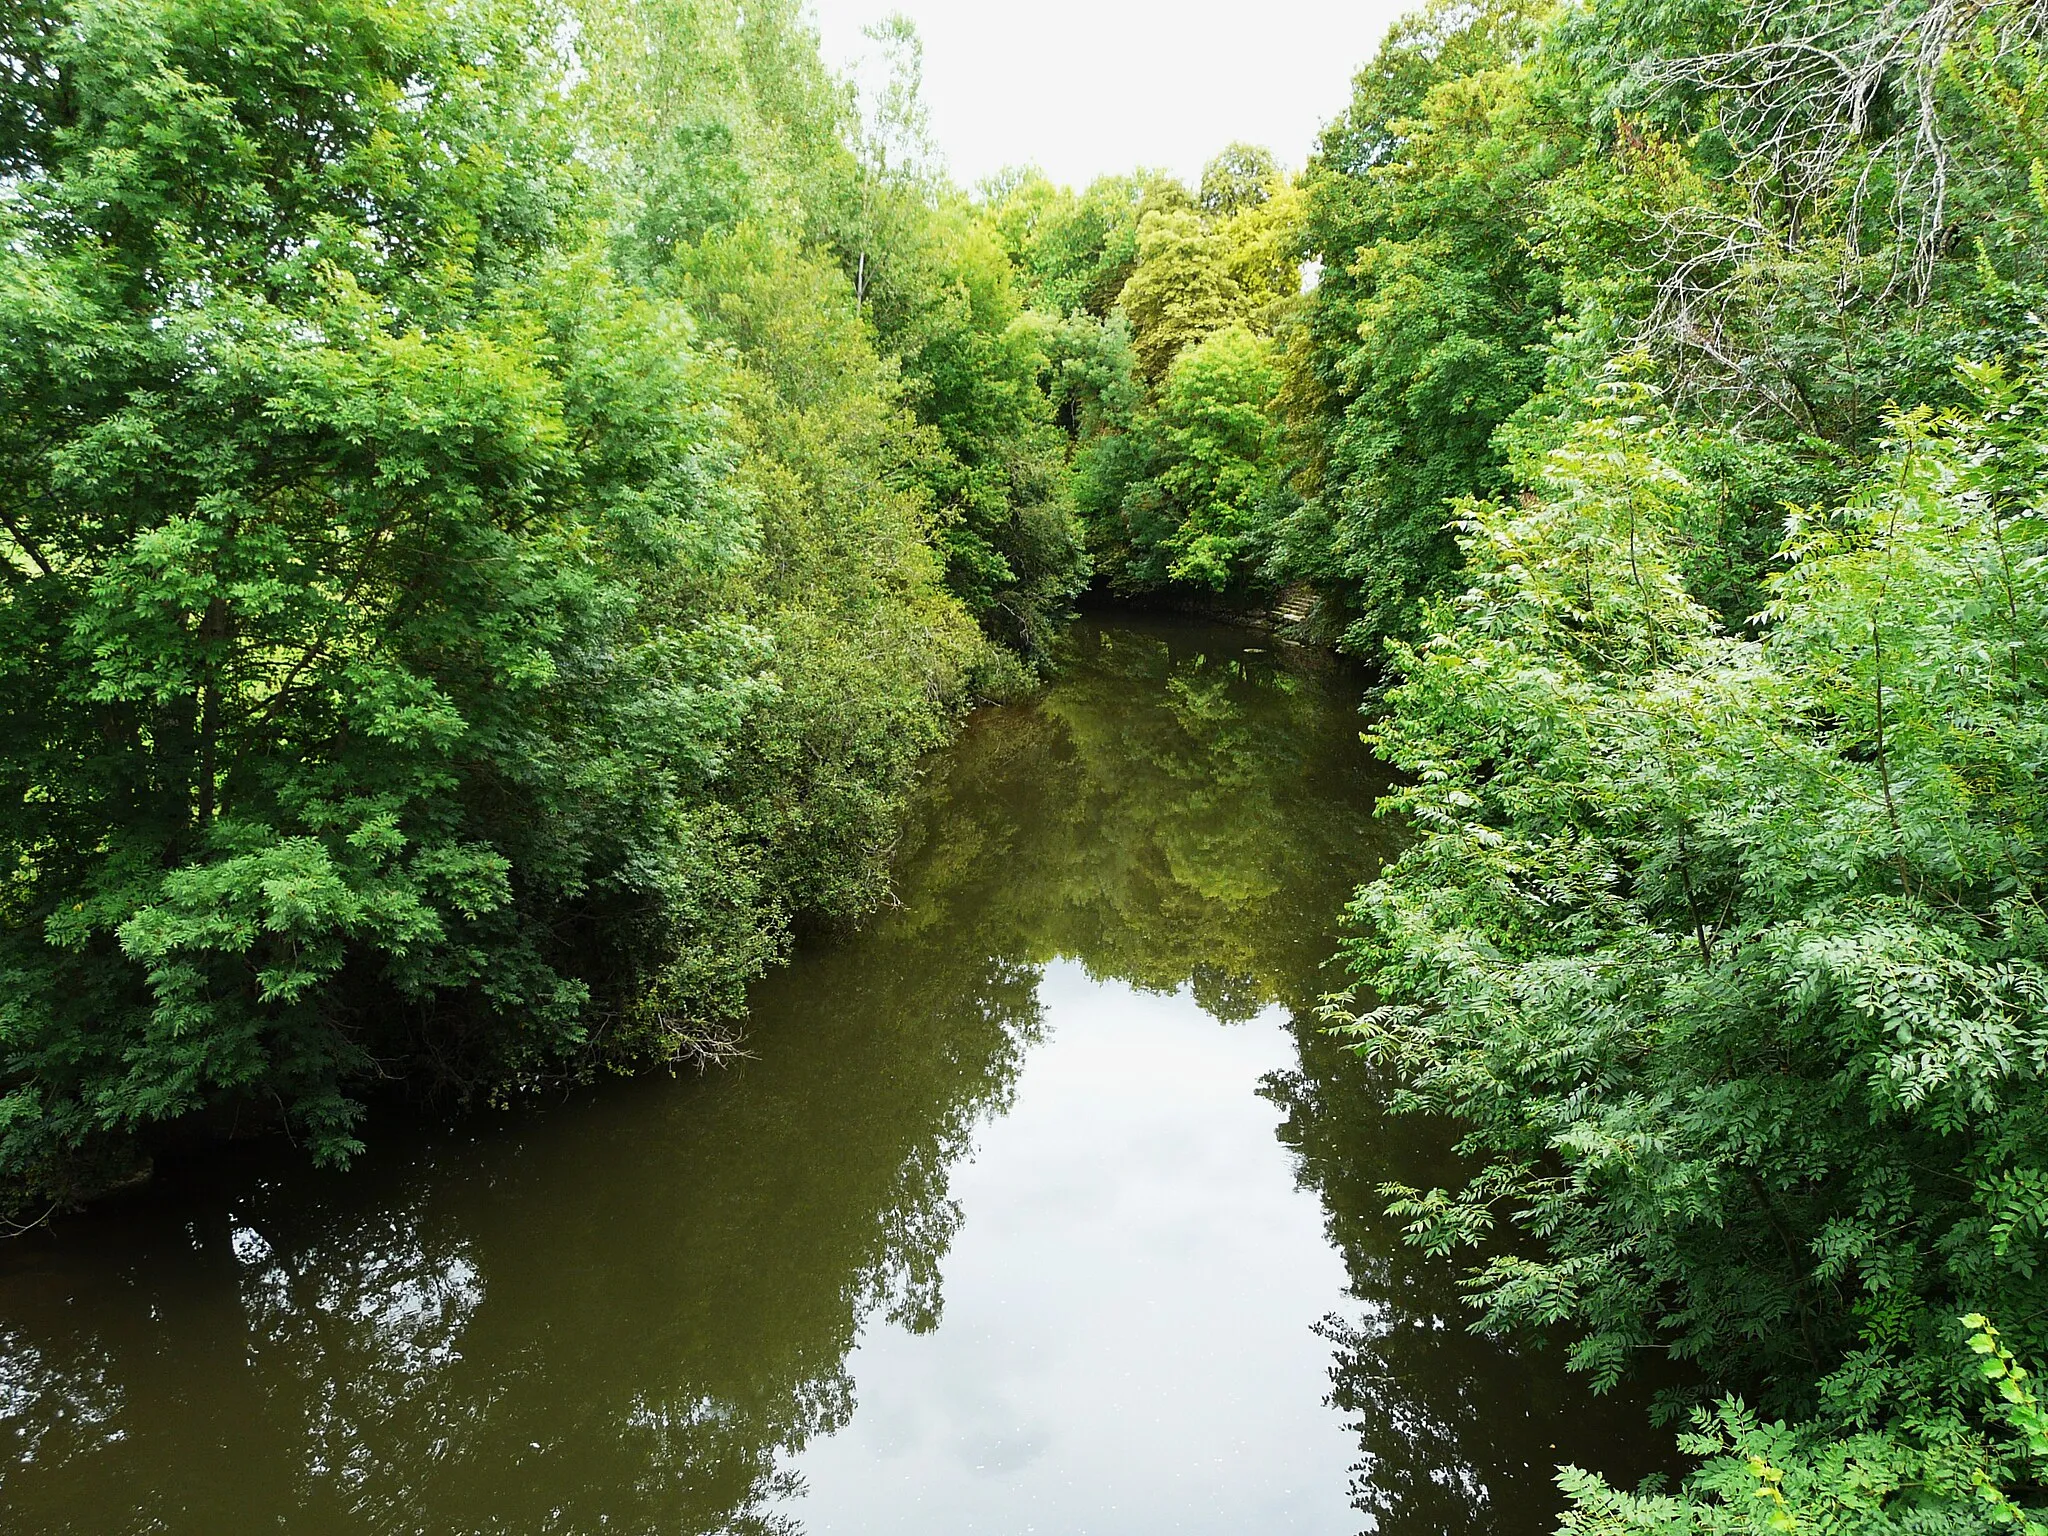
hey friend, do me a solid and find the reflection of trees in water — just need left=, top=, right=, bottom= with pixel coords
left=1263, top=1022, right=1676, bottom=1536
left=228, top=1209, right=486, bottom=1500
left=0, top=929, right=1047, bottom=1534
left=0, top=1326, right=122, bottom=1469
left=0, top=617, right=1652, bottom=1536
left=906, top=620, right=1392, bottom=1014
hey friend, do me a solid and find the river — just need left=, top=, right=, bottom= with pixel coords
left=0, top=616, right=1667, bottom=1533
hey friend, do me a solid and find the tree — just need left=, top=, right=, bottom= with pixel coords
left=1344, top=364, right=2048, bottom=1529
left=1200, top=142, right=1282, bottom=216
left=0, top=0, right=784, bottom=1195
left=1279, top=0, right=1571, bottom=657
left=0, top=0, right=1002, bottom=1207
left=1117, top=206, right=1249, bottom=387
left=1082, top=326, right=1283, bottom=592
left=987, top=168, right=1187, bottom=319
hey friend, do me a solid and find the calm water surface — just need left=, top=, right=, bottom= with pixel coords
left=0, top=617, right=1666, bottom=1534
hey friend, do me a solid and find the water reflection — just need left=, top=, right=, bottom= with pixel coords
left=1265, top=1021, right=1669, bottom=1533
left=0, top=617, right=1662, bottom=1534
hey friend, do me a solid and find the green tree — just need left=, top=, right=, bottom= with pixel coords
left=1001, top=151, right=1300, bottom=604
left=1081, top=325, right=1284, bottom=592
left=1117, top=205, right=1249, bottom=386
left=859, top=202, right=1086, bottom=655
left=0, top=0, right=789, bottom=1195
left=1343, top=363, right=2048, bottom=1527
left=576, top=0, right=1004, bottom=909
left=1200, top=141, right=1282, bottom=216
left=0, top=0, right=1007, bottom=1208
left=1281, top=0, right=1572, bottom=656
left=988, top=169, right=1184, bottom=320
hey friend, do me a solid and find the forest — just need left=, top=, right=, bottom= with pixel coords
left=5, top=0, right=2048, bottom=1527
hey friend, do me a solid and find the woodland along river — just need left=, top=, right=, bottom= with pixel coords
left=0, top=616, right=1668, bottom=1535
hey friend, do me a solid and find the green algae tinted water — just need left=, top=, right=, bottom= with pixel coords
left=0, top=618, right=1667, bottom=1534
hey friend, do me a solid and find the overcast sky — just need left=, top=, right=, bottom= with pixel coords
left=806, top=0, right=1414, bottom=191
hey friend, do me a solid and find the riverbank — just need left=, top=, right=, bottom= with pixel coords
left=1075, top=585, right=1345, bottom=655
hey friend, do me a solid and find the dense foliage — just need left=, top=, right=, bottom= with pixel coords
left=1302, top=0, right=2048, bottom=1527
left=979, top=148, right=1303, bottom=601
left=0, top=0, right=1083, bottom=1205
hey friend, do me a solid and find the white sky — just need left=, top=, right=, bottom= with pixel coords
left=806, top=0, right=1414, bottom=192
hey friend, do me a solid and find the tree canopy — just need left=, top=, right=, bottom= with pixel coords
left=0, top=0, right=1071, bottom=1202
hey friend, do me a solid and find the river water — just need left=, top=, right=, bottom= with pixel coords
left=0, top=617, right=1666, bottom=1534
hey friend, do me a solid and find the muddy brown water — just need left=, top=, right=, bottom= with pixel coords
left=0, top=617, right=1669, bottom=1534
